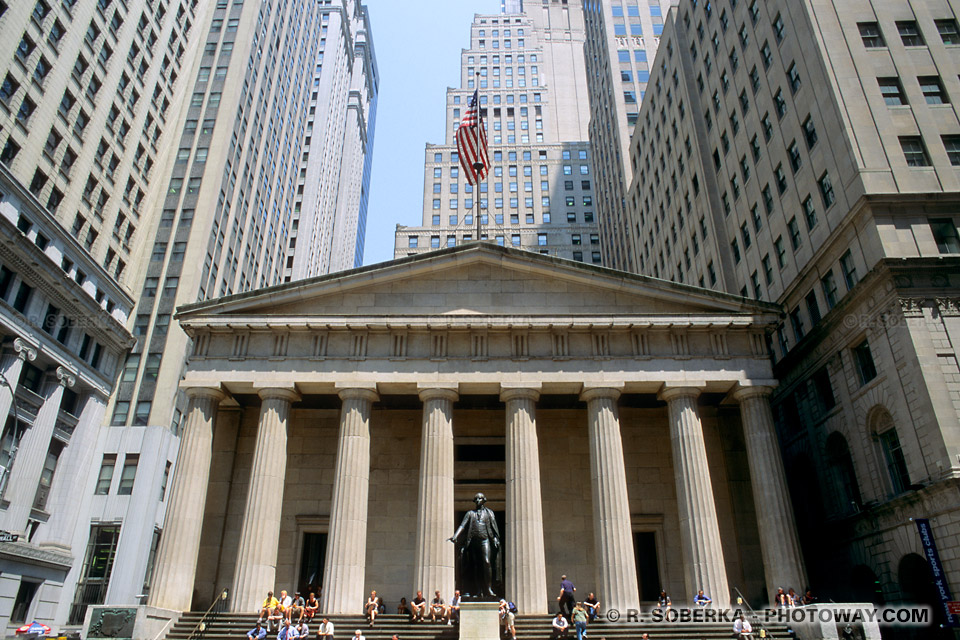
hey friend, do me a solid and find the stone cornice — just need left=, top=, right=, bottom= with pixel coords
left=0, top=540, right=73, bottom=570
left=180, top=314, right=779, bottom=335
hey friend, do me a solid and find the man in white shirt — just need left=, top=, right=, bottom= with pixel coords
left=733, top=614, right=753, bottom=639
left=550, top=612, right=569, bottom=639
left=317, top=619, right=334, bottom=640
left=352, top=630, right=365, bottom=640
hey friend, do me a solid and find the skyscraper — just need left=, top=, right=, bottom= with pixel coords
left=624, top=0, right=960, bottom=611
left=394, top=1, right=602, bottom=264
left=582, top=0, right=676, bottom=272
left=285, top=0, right=378, bottom=281
left=0, top=0, right=200, bottom=629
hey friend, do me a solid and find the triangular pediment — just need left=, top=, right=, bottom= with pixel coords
left=177, top=244, right=778, bottom=321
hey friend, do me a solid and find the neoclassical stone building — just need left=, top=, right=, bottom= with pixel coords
left=147, top=244, right=805, bottom=614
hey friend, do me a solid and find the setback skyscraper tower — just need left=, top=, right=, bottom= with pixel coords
left=395, top=1, right=602, bottom=264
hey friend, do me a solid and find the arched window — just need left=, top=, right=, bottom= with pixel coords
left=870, top=407, right=910, bottom=495
left=825, top=432, right=861, bottom=514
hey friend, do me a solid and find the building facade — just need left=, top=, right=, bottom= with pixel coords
left=149, top=244, right=807, bottom=619
left=622, top=0, right=960, bottom=620
left=0, top=165, right=135, bottom=631
left=285, top=0, right=378, bottom=282
left=394, top=3, right=602, bottom=264
left=103, top=0, right=330, bottom=616
left=582, top=0, right=675, bottom=272
left=0, top=0, right=204, bottom=630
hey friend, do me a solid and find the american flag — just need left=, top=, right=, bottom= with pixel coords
left=455, top=88, right=489, bottom=186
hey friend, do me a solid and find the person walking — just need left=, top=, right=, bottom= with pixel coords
left=572, top=602, right=589, bottom=640
left=557, top=575, right=576, bottom=620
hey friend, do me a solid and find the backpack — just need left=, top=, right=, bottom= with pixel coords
left=508, top=602, right=518, bottom=614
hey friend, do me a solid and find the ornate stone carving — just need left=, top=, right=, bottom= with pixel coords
left=87, top=607, right=137, bottom=639
left=936, top=298, right=960, bottom=317
left=55, top=366, right=76, bottom=388
left=13, top=338, right=37, bottom=362
left=899, top=297, right=925, bottom=318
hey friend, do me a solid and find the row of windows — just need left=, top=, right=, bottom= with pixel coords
left=428, top=210, right=595, bottom=226
left=409, top=231, right=600, bottom=249
left=857, top=18, right=959, bottom=49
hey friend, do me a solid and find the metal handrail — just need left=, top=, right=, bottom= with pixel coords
left=188, top=589, right=229, bottom=640
left=732, top=586, right=777, bottom=638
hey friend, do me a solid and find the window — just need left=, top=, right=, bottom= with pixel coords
left=802, top=116, right=818, bottom=149
left=787, top=62, right=801, bottom=93
left=853, top=339, right=877, bottom=385
left=117, top=455, right=138, bottom=494
left=788, top=141, right=802, bottom=172
left=919, top=76, right=949, bottom=104
left=818, top=172, right=836, bottom=208
left=878, top=424, right=909, bottom=494
left=537, top=233, right=547, bottom=246
left=761, top=40, right=772, bottom=68
left=900, top=136, right=930, bottom=167
left=775, top=236, right=786, bottom=267
left=790, top=307, right=804, bottom=341
left=821, top=270, right=838, bottom=309
left=95, top=455, right=115, bottom=495
left=931, top=219, right=960, bottom=253
left=936, top=19, right=960, bottom=44
left=775, top=164, right=788, bottom=194
left=762, top=255, right=773, bottom=285
left=772, top=13, right=785, bottom=42
left=761, top=112, right=773, bottom=141
left=802, top=196, right=817, bottom=230
left=897, top=21, right=924, bottom=47
left=806, top=290, right=822, bottom=325
left=858, top=22, right=885, bottom=48
left=121, top=354, right=140, bottom=383
left=788, top=216, right=801, bottom=249
left=840, top=250, right=858, bottom=289
left=943, top=135, right=960, bottom=165
left=878, top=78, right=907, bottom=106
left=774, top=89, right=787, bottom=119
left=111, top=401, right=129, bottom=425
left=133, top=401, right=151, bottom=426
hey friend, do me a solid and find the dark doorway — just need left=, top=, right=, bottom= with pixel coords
left=634, top=531, right=661, bottom=602
left=298, top=532, right=327, bottom=598
left=454, top=509, right=505, bottom=598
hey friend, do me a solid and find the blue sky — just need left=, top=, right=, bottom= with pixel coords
left=360, top=0, right=502, bottom=266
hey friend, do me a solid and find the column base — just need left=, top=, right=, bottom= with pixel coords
left=459, top=601, right=501, bottom=640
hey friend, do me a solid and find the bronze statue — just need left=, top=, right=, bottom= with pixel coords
left=448, top=492, right=501, bottom=599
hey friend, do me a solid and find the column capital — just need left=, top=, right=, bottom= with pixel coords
left=338, top=386, right=380, bottom=403
left=257, top=386, right=301, bottom=403
left=499, top=385, right=540, bottom=403
left=579, top=384, right=624, bottom=403
left=55, top=366, right=76, bottom=389
left=183, top=385, right=227, bottom=403
left=658, top=383, right=706, bottom=402
left=12, top=338, right=37, bottom=362
left=418, top=386, right=459, bottom=403
left=730, top=383, right=776, bottom=402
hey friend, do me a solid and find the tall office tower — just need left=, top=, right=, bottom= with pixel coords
left=285, top=0, right=378, bottom=281
left=394, top=1, right=602, bottom=264
left=111, top=0, right=320, bottom=619
left=582, top=0, right=675, bottom=271
left=0, top=0, right=205, bottom=631
left=626, top=0, right=960, bottom=612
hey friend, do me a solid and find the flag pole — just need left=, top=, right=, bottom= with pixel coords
left=473, top=73, right=482, bottom=242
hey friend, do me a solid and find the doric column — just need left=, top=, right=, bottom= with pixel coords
left=732, top=385, right=806, bottom=601
left=580, top=386, right=640, bottom=614
left=501, top=385, right=548, bottom=614
left=321, top=386, right=379, bottom=614
left=413, top=386, right=458, bottom=598
left=0, top=338, right=37, bottom=423
left=39, top=392, right=108, bottom=553
left=149, top=387, right=225, bottom=611
left=3, top=366, right=75, bottom=534
left=230, top=386, right=300, bottom=612
left=660, top=385, right=729, bottom=607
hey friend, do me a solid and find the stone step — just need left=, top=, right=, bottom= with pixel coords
left=163, top=613, right=793, bottom=640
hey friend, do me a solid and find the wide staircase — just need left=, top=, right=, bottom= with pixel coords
left=165, top=612, right=795, bottom=640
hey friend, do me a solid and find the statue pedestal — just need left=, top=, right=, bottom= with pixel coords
left=459, top=601, right=501, bottom=640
